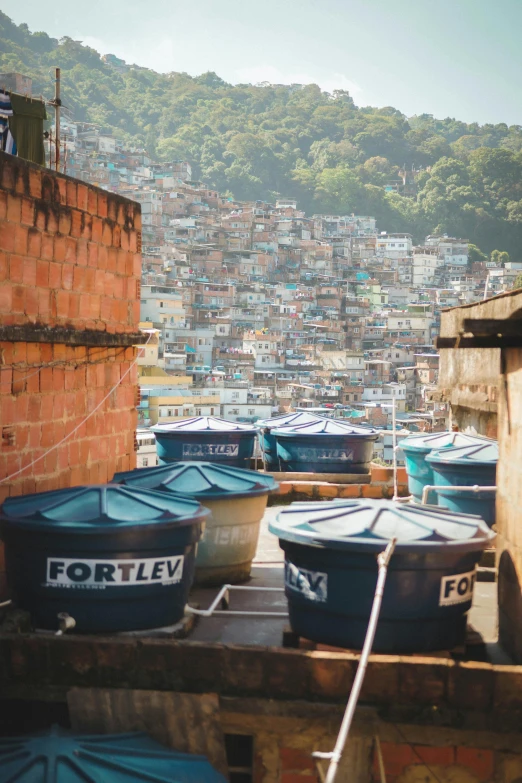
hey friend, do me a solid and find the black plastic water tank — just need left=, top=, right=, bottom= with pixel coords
left=0, top=485, right=209, bottom=632
left=269, top=499, right=494, bottom=653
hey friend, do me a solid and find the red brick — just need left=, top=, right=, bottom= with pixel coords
left=376, top=743, right=416, bottom=778
left=71, top=209, right=82, bottom=237
left=36, top=260, right=50, bottom=287
left=91, top=217, right=103, bottom=243
left=1, top=220, right=15, bottom=252
left=66, top=180, right=77, bottom=208
left=7, top=193, right=22, bottom=223
left=87, top=243, right=98, bottom=268
left=11, top=285, right=24, bottom=313
left=62, top=264, right=74, bottom=291
left=27, top=228, right=42, bottom=258
left=455, top=747, right=495, bottom=781
left=22, top=259, right=37, bottom=287
left=77, top=183, right=88, bottom=211
left=25, top=287, right=39, bottom=319
left=65, top=236, right=77, bottom=263
left=412, top=745, right=455, bottom=766
left=14, top=224, right=28, bottom=255
left=54, top=234, right=67, bottom=262
left=0, top=191, right=6, bottom=219
left=38, top=289, right=51, bottom=318
left=87, top=188, right=98, bottom=216
left=48, top=262, right=62, bottom=290
left=102, top=222, right=113, bottom=246
left=362, top=484, right=384, bottom=498
left=98, top=192, right=108, bottom=218
left=1, top=158, right=15, bottom=190
left=21, top=197, right=34, bottom=226
left=76, top=239, right=88, bottom=266
left=9, top=255, right=24, bottom=283
left=29, top=169, right=42, bottom=199
left=58, top=212, right=71, bottom=235
left=41, top=233, right=54, bottom=261
left=56, top=291, right=69, bottom=319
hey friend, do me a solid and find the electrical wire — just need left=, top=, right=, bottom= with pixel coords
left=0, top=334, right=150, bottom=486
left=392, top=724, right=445, bottom=783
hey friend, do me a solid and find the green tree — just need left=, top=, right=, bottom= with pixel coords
left=512, top=273, right=522, bottom=290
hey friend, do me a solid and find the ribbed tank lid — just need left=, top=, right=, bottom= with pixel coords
left=151, top=416, right=258, bottom=434
left=273, top=418, right=379, bottom=438
left=0, top=727, right=227, bottom=782
left=113, top=461, right=278, bottom=499
left=257, top=411, right=327, bottom=429
left=0, top=485, right=209, bottom=532
left=269, top=499, right=494, bottom=552
left=426, top=441, right=499, bottom=466
left=398, top=430, right=495, bottom=453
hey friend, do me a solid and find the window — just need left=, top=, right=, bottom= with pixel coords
left=225, top=734, right=254, bottom=783
left=142, top=458, right=149, bottom=467
left=160, top=302, right=164, bottom=307
left=373, top=390, right=378, bottom=395
left=167, top=409, right=173, bottom=417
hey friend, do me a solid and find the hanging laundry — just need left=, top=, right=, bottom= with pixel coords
left=9, top=93, right=47, bottom=166
left=0, top=91, right=17, bottom=156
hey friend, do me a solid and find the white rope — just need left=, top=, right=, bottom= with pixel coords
left=0, top=335, right=150, bottom=486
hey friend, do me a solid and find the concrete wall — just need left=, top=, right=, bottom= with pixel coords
left=0, top=152, right=143, bottom=596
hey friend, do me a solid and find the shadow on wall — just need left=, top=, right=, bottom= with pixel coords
left=498, top=550, right=522, bottom=663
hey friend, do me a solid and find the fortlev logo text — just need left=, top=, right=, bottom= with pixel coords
left=46, top=556, right=184, bottom=588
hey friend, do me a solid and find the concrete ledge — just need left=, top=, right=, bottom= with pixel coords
left=266, top=471, right=371, bottom=484
left=1, top=634, right=522, bottom=730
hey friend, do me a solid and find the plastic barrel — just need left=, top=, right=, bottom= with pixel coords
left=269, top=499, right=494, bottom=653
left=274, top=419, right=379, bottom=474
left=0, top=485, right=208, bottom=632
left=152, top=416, right=258, bottom=469
left=257, top=412, right=328, bottom=469
left=426, top=442, right=498, bottom=527
left=399, top=431, right=495, bottom=504
left=113, top=462, right=278, bottom=586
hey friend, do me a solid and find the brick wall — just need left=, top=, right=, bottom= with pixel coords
left=0, top=152, right=144, bottom=597
left=0, top=153, right=141, bottom=333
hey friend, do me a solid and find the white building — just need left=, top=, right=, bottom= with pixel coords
left=412, top=248, right=441, bottom=285
left=375, top=233, right=413, bottom=259
left=136, top=429, right=158, bottom=469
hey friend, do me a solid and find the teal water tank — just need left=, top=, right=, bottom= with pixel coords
left=152, top=416, right=258, bottom=469
left=257, top=412, right=327, bottom=469
left=398, top=431, right=495, bottom=503
left=0, top=485, right=208, bottom=632
left=0, top=728, right=226, bottom=781
left=269, top=499, right=494, bottom=653
left=426, top=441, right=498, bottom=527
left=113, top=462, right=278, bottom=585
left=274, top=419, right=379, bottom=474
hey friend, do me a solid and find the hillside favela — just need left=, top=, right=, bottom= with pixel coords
left=2, top=5, right=522, bottom=782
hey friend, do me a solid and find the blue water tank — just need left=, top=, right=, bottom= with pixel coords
left=399, top=431, right=495, bottom=503
left=426, top=441, right=498, bottom=527
left=152, top=416, right=258, bottom=469
left=0, top=728, right=226, bottom=782
left=257, top=412, right=327, bottom=469
left=112, top=462, right=278, bottom=585
left=273, top=419, right=379, bottom=474
left=0, top=485, right=208, bottom=632
left=269, top=499, right=494, bottom=653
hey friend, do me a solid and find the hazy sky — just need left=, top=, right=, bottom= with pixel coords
left=4, top=0, right=522, bottom=125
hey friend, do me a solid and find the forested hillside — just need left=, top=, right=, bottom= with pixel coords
left=2, top=12, right=522, bottom=255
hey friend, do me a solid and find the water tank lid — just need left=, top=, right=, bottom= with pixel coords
left=257, top=411, right=327, bottom=429
left=113, top=461, right=278, bottom=499
left=0, top=485, right=209, bottom=533
left=0, top=728, right=227, bottom=782
left=269, top=499, right=494, bottom=553
left=273, top=419, right=379, bottom=438
left=426, top=441, right=499, bottom=466
left=398, top=430, right=494, bottom=453
left=152, top=416, right=258, bottom=434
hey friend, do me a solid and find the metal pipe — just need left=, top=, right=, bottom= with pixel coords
left=186, top=584, right=287, bottom=618
left=314, top=538, right=397, bottom=783
left=421, top=484, right=496, bottom=505
left=392, top=398, right=398, bottom=500
left=54, top=67, right=61, bottom=173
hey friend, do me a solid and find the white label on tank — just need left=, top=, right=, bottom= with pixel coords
left=182, top=443, right=239, bottom=457
left=211, top=522, right=259, bottom=546
left=296, top=447, right=354, bottom=461
left=439, top=569, right=476, bottom=606
left=285, top=562, right=328, bottom=602
left=45, top=556, right=184, bottom=589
